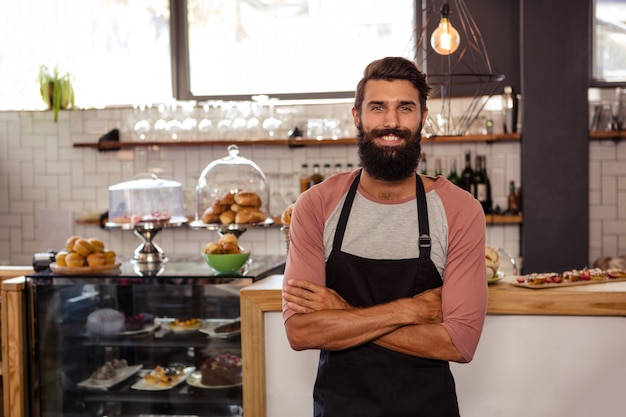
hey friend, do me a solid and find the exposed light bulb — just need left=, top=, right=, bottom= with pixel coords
left=430, top=3, right=460, bottom=55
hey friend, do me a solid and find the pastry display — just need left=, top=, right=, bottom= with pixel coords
left=108, top=175, right=187, bottom=225
left=200, top=353, right=242, bottom=386
left=201, top=190, right=266, bottom=225
left=195, top=145, right=270, bottom=225
left=515, top=267, right=626, bottom=287
left=485, top=246, right=500, bottom=279
left=168, top=318, right=203, bottom=331
left=53, top=235, right=117, bottom=268
left=203, top=234, right=243, bottom=255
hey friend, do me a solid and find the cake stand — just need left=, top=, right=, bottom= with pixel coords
left=106, top=217, right=188, bottom=264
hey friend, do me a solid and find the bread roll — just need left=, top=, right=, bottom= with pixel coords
left=88, top=238, right=105, bottom=253
left=55, top=250, right=68, bottom=267
left=219, top=234, right=239, bottom=246
left=103, top=250, right=116, bottom=265
left=66, top=252, right=86, bottom=267
left=234, top=192, right=262, bottom=208
left=219, top=191, right=237, bottom=206
left=87, top=252, right=106, bottom=267
left=66, top=235, right=81, bottom=252
left=73, top=238, right=94, bottom=257
left=204, top=242, right=223, bottom=254
left=201, top=207, right=220, bottom=224
left=235, top=207, right=265, bottom=224
left=485, top=246, right=500, bottom=277
left=219, top=210, right=236, bottom=225
left=281, top=204, right=294, bottom=226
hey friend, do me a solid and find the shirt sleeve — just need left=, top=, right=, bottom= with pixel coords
left=438, top=183, right=488, bottom=363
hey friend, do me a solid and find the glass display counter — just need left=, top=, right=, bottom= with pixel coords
left=22, top=255, right=284, bottom=417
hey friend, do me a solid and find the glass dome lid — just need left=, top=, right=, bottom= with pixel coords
left=194, top=145, right=271, bottom=226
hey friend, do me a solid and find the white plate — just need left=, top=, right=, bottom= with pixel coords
left=488, top=270, right=506, bottom=285
left=77, top=364, right=142, bottom=389
left=199, top=318, right=241, bottom=338
left=117, top=322, right=160, bottom=336
left=131, top=366, right=195, bottom=391
left=156, top=318, right=204, bottom=334
left=186, top=371, right=242, bottom=389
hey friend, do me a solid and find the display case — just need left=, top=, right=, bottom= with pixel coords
left=20, top=256, right=284, bottom=417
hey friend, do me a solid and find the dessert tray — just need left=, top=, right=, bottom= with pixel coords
left=199, top=318, right=241, bottom=338
left=77, top=364, right=142, bottom=390
left=131, top=366, right=195, bottom=391
left=510, top=268, right=626, bottom=289
left=117, top=322, right=160, bottom=336
left=50, top=262, right=121, bottom=275
left=186, top=371, right=242, bottom=389
left=156, top=318, right=204, bottom=333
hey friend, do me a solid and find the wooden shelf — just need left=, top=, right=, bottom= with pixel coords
left=589, top=130, right=626, bottom=141
left=486, top=214, right=523, bottom=224
left=72, top=133, right=522, bottom=150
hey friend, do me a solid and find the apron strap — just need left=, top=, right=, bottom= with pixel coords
left=415, top=174, right=431, bottom=260
left=331, top=170, right=361, bottom=252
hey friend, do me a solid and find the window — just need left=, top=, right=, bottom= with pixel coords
left=592, top=0, right=626, bottom=85
left=173, top=0, right=416, bottom=101
left=0, top=0, right=416, bottom=110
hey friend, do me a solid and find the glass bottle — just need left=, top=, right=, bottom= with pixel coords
left=447, top=158, right=461, bottom=187
left=299, top=163, right=312, bottom=193
left=323, top=163, right=332, bottom=179
left=473, top=155, right=487, bottom=211
left=310, top=163, right=324, bottom=185
left=507, top=180, right=519, bottom=215
left=502, top=85, right=519, bottom=133
left=460, top=150, right=473, bottom=192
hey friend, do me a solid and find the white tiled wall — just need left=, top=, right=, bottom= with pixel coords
left=4, top=104, right=622, bottom=269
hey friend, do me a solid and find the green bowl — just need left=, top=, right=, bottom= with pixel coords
left=203, top=252, right=250, bottom=273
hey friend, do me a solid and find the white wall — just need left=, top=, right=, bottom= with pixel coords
left=2, top=104, right=622, bottom=267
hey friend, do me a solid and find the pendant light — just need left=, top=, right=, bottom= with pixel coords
left=430, top=3, right=460, bottom=55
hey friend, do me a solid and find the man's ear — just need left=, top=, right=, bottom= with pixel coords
left=422, top=107, right=429, bottom=126
left=352, top=107, right=359, bottom=127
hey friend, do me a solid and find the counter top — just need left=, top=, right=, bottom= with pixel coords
left=241, top=274, right=626, bottom=316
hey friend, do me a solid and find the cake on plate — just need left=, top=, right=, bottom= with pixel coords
left=200, top=353, right=242, bottom=386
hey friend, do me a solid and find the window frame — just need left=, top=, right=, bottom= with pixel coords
left=170, top=0, right=420, bottom=102
left=590, top=0, right=626, bottom=87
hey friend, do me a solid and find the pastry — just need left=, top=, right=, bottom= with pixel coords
left=219, top=210, right=235, bottom=225
left=219, top=191, right=237, bottom=206
left=87, top=252, right=106, bottom=267
left=55, top=250, right=68, bottom=266
left=201, top=207, right=220, bottom=224
left=88, top=238, right=105, bottom=253
left=65, top=252, right=86, bottom=267
left=485, top=246, right=500, bottom=278
left=65, top=235, right=81, bottom=252
left=235, top=207, right=265, bottom=224
left=103, top=250, right=116, bottom=265
left=234, top=191, right=262, bottom=208
left=281, top=204, right=294, bottom=226
left=200, top=353, right=242, bottom=386
left=219, top=234, right=238, bottom=246
left=73, top=238, right=94, bottom=257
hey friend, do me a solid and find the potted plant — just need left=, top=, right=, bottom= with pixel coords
left=38, top=65, right=75, bottom=122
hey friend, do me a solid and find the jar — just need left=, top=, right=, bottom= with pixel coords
left=194, top=145, right=271, bottom=226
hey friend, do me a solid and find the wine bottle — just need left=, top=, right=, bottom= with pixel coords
left=460, top=150, right=473, bottom=192
left=481, top=156, right=493, bottom=213
left=472, top=156, right=487, bottom=211
left=506, top=180, right=519, bottom=215
left=447, top=158, right=461, bottom=187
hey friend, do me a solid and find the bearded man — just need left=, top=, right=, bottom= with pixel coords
left=282, top=56, right=487, bottom=417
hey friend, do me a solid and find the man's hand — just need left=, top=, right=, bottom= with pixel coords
left=283, top=279, right=351, bottom=313
left=411, top=286, right=443, bottom=324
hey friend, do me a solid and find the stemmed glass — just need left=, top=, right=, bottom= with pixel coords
left=262, top=98, right=282, bottom=138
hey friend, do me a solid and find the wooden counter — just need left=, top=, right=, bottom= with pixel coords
left=241, top=274, right=626, bottom=417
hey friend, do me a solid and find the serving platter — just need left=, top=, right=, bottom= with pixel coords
left=77, top=364, right=142, bottom=389
left=487, top=271, right=505, bottom=285
left=156, top=318, right=204, bottom=333
left=509, top=275, right=626, bottom=289
left=117, top=322, right=160, bottom=336
left=186, top=371, right=242, bottom=389
left=50, top=262, right=121, bottom=275
left=131, top=366, right=195, bottom=391
left=199, top=318, right=241, bottom=338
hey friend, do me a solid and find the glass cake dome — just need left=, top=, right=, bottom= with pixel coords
left=194, top=145, right=271, bottom=227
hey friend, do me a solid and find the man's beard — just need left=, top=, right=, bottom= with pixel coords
left=356, top=124, right=422, bottom=181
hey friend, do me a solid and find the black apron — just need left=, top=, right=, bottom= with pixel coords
left=313, top=171, right=460, bottom=417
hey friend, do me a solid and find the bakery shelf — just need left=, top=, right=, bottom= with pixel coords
left=486, top=214, right=523, bottom=224
left=72, top=133, right=522, bottom=150
left=589, top=130, right=626, bottom=141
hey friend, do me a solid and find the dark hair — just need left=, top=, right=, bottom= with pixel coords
left=354, top=57, right=431, bottom=115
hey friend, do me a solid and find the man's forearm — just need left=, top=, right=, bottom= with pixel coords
left=374, top=323, right=464, bottom=362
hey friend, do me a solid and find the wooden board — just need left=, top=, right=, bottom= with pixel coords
left=49, top=262, right=121, bottom=275
left=510, top=276, right=626, bottom=289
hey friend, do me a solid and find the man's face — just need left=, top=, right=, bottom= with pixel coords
left=352, top=79, right=427, bottom=181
